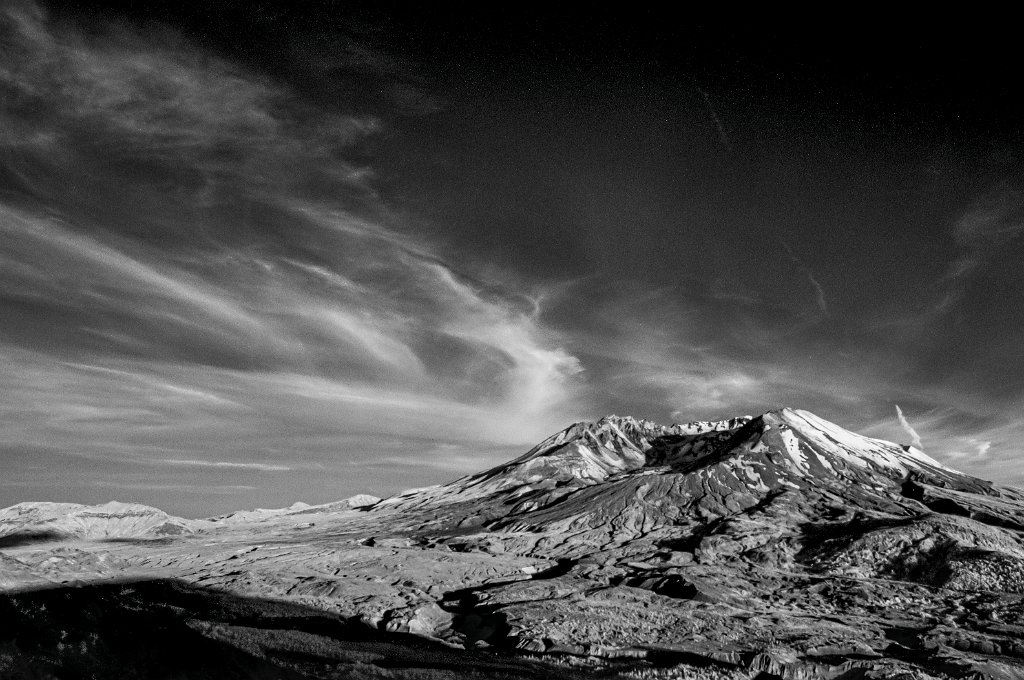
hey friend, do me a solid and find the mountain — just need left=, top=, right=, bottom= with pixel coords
left=378, top=409, right=1015, bottom=560
left=3, top=409, right=1024, bottom=679
left=0, top=500, right=194, bottom=543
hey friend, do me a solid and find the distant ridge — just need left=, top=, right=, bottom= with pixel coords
left=0, top=501, right=192, bottom=541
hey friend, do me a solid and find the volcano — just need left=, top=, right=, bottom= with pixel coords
left=3, top=409, right=1024, bottom=679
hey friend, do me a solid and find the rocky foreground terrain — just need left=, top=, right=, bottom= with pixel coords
left=3, top=408, right=1024, bottom=679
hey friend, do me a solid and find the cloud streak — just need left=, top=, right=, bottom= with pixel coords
left=159, top=460, right=292, bottom=472
left=780, top=240, right=828, bottom=314
left=895, top=404, right=924, bottom=450
left=696, top=86, right=731, bottom=151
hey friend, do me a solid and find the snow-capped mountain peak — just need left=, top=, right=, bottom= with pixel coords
left=467, top=413, right=751, bottom=493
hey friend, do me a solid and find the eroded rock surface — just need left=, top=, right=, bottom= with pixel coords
left=3, top=408, right=1024, bottom=679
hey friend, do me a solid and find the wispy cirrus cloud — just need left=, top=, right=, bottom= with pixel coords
left=0, top=1, right=377, bottom=180
left=0, top=2, right=585, bottom=515
left=779, top=240, right=828, bottom=315
left=937, top=187, right=1024, bottom=311
left=159, top=459, right=292, bottom=472
left=895, top=404, right=924, bottom=450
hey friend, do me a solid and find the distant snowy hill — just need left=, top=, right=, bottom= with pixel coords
left=0, top=501, right=193, bottom=542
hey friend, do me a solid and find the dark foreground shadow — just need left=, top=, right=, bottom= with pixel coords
left=0, top=579, right=618, bottom=680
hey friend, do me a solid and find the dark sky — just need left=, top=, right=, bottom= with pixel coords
left=2, top=3, right=1024, bottom=516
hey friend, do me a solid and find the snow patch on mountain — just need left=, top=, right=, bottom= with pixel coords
left=770, top=408, right=956, bottom=474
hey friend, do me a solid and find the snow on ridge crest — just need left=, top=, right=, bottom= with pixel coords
left=469, top=413, right=755, bottom=492
left=768, top=408, right=957, bottom=475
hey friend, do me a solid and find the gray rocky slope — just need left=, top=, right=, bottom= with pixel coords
left=3, top=408, right=1024, bottom=679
